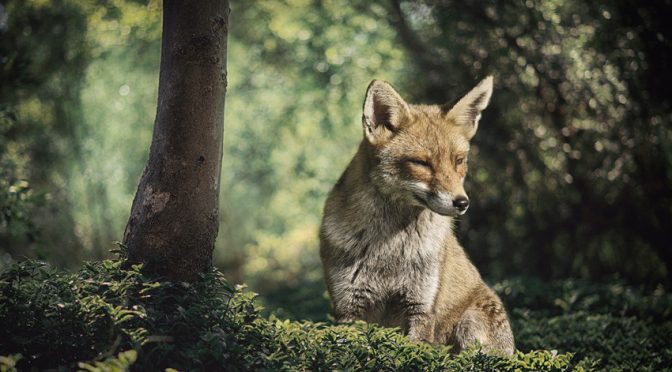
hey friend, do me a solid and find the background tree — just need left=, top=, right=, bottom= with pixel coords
left=122, top=0, right=230, bottom=281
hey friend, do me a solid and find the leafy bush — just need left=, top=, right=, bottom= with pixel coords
left=496, top=278, right=672, bottom=371
left=2, top=260, right=670, bottom=371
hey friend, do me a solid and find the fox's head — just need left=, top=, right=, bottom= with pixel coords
left=361, top=76, right=493, bottom=217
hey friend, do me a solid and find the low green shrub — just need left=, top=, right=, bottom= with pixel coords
left=492, top=278, right=672, bottom=370
left=0, top=259, right=668, bottom=371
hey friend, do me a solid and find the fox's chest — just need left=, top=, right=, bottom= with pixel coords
left=324, top=209, right=450, bottom=284
left=358, top=221, right=447, bottom=276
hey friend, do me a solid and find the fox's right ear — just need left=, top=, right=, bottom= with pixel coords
left=362, top=80, right=410, bottom=145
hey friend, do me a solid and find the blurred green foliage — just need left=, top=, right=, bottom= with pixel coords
left=0, top=0, right=160, bottom=267
left=0, top=0, right=671, bottom=311
left=390, top=0, right=672, bottom=284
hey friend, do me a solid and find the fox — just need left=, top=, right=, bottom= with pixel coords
left=319, top=76, right=514, bottom=354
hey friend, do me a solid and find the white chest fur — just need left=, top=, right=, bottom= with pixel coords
left=322, top=188, right=451, bottom=298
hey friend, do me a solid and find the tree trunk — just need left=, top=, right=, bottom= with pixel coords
left=122, top=0, right=229, bottom=282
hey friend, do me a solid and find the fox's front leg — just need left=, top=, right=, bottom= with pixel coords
left=403, top=297, right=436, bottom=342
left=332, top=287, right=375, bottom=322
left=402, top=270, right=440, bottom=343
left=328, top=270, right=376, bottom=322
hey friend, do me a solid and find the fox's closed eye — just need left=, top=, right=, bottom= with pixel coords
left=408, top=158, right=431, bottom=168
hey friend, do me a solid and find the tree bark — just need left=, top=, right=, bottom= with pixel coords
left=122, top=0, right=229, bottom=282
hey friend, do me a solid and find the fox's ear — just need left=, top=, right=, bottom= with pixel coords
left=362, top=80, right=410, bottom=145
left=444, top=76, right=493, bottom=140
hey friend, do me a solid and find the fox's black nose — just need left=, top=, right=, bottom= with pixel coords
left=453, top=197, right=469, bottom=212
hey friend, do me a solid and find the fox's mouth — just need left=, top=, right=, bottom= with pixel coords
left=413, top=193, right=428, bottom=207
left=413, top=192, right=465, bottom=217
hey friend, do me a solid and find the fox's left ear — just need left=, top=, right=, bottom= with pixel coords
left=444, top=76, right=493, bottom=140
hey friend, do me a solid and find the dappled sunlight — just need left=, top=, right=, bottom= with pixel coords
left=1, top=0, right=670, bottom=323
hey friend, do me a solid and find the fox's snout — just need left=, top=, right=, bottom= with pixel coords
left=417, top=190, right=470, bottom=217
left=409, top=180, right=470, bottom=216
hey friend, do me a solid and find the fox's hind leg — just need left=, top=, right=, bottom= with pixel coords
left=451, top=293, right=514, bottom=355
left=452, top=308, right=489, bottom=352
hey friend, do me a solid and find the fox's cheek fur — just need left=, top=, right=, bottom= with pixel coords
left=403, top=162, right=433, bottom=184
left=458, top=163, right=468, bottom=179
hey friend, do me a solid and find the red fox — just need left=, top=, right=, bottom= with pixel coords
left=319, top=76, right=514, bottom=354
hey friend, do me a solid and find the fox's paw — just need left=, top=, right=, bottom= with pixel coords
left=407, top=315, right=436, bottom=343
